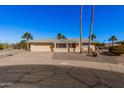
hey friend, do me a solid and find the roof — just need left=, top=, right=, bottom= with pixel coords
left=29, top=38, right=98, bottom=43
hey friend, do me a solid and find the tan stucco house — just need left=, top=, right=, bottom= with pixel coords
left=28, top=38, right=97, bottom=52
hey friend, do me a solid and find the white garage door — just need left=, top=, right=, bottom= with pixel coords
left=30, top=43, right=51, bottom=52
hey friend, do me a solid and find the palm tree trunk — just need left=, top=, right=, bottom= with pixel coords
left=112, top=40, right=114, bottom=46
left=88, top=5, right=94, bottom=55
left=26, top=39, right=29, bottom=51
left=80, top=5, right=83, bottom=54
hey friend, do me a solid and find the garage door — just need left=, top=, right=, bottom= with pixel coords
left=30, top=43, right=51, bottom=52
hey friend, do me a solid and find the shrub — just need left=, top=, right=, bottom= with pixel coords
left=0, top=43, right=9, bottom=50
left=109, top=45, right=124, bottom=55
left=0, top=44, right=4, bottom=50
left=12, top=41, right=27, bottom=50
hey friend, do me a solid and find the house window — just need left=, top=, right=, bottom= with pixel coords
left=69, top=43, right=78, bottom=48
left=56, top=43, right=67, bottom=48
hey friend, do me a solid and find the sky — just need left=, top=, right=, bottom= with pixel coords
left=0, top=5, right=124, bottom=43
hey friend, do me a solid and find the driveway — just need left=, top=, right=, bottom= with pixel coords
left=0, top=65, right=124, bottom=88
left=0, top=50, right=124, bottom=88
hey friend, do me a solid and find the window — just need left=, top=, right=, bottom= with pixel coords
left=56, top=43, right=67, bottom=48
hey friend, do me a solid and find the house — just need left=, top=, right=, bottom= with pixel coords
left=115, top=40, right=124, bottom=45
left=28, top=38, right=97, bottom=52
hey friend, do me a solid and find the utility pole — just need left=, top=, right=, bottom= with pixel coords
left=80, top=5, right=83, bottom=54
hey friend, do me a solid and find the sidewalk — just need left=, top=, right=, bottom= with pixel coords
left=0, top=51, right=124, bottom=74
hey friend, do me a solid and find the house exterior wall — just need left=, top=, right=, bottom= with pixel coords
left=69, top=45, right=95, bottom=52
left=82, top=45, right=95, bottom=51
left=29, top=43, right=95, bottom=52
left=54, top=48, right=68, bottom=52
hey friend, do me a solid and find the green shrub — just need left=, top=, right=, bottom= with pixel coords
left=12, top=41, right=27, bottom=50
left=0, top=44, right=4, bottom=50
left=109, top=45, right=124, bottom=55
left=0, top=43, right=10, bottom=50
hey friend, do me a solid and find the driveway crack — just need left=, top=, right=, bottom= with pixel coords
left=67, top=67, right=90, bottom=87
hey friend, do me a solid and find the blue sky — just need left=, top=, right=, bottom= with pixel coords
left=0, top=5, right=124, bottom=43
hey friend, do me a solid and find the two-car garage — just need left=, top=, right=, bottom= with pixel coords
left=30, top=43, right=51, bottom=52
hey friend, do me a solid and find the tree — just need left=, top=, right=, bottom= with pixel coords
left=91, top=34, right=96, bottom=41
left=21, top=32, right=33, bottom=41
left=57, top=33, right=66, bottom=39
left=80, top=5, right=83, bottom=54
left=88, top=34, right=96, bottom=41
left=62, top=35, right=66, bottom=39
left=88, top=5, right=95, bottom=55
left=57, top=33, right=62, bottom=39
left=108, top=35, right=117, bottom=45
left=21, top=32, right=33, bottom=50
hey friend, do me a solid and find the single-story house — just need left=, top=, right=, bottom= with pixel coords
left=28, top=38, right=97, bottom=52
left=115, top=40, right=124, bottom=45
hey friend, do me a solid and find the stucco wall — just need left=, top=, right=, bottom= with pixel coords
left=54, top=48, right=68, bottom=52
left=68, top=45, right=95, bottom=52
left=30, top=43, right=95, bottom=52
left=53, top=45, right=95, bottom=52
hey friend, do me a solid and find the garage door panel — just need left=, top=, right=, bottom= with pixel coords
left=30, top=44, right=51, bottom=52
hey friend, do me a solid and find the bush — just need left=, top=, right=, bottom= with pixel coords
left=12, top=41, right=27, bottom=50
left=0, top=44, right=4, bottom=50
left=0, top=43, right=9, bottom=50
left=109, top=45, right=124, bottom=55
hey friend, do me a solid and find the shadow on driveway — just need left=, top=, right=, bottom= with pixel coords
left=0, top=64, right=124, bottom=88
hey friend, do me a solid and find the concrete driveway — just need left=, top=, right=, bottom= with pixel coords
left=0, top=50, right=124, bottom=88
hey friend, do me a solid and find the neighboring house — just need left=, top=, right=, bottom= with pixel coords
left=104, top=43, right=119, bottom=48
left=115, top=40, right=124, bottom=45
left=28, top=38, right=97, bottom=52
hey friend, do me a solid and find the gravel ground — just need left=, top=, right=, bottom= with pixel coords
left=0, top=49, right=124, bottom=65
left=0, top=49, right=26, bottom=59
left=53, top=52, right=124, bottom=64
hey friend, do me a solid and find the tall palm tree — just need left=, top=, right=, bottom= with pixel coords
left=88, top=5, right=95, bottom=55
left=108, top=35, right=117, bottom=45
left=21, top=32, right=33, bottom=50
left=80, top=5, right=83, bottom=54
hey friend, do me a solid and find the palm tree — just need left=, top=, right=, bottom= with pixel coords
left=80, top=5, right=83, bottom=54
left=108, top=35, right=117, bottom=45
left=62, top=35, right=66, bottom=39
left=21, top=32, right=33, bottom=50
left=88, top=34, right=96, bottom=41
left=57, top=33, right=62, bottom=39
left=91, top=34, right=96, bottom=41
left=57, top=33, right=66, bottom=39
left=88, top=5, right=95, bottom=55
left=21, top=32, right=33, bottom=41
